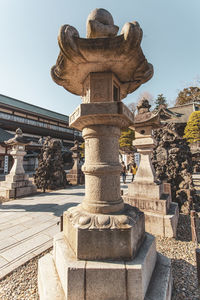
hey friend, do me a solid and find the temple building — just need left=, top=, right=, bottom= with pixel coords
left=0, top=94, right=82, bottom=174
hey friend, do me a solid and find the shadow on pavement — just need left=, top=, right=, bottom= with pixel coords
left=0, top=202, right=79, bottom=217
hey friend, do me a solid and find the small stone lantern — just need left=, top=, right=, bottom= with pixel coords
left=124, top=99, right=179, bottom=237
left=6, top=128, right=28, bottom=176
left=67, top=140, right=84, bottom=185
left=0, top=128, right=36, bottom=199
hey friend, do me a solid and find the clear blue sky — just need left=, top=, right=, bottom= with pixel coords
left=0, top=0, right=200, bottom=115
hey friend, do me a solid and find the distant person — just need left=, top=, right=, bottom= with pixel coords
left=121, top=161, right=127, bottom=184
left=131, top=163, right=137, bottom=182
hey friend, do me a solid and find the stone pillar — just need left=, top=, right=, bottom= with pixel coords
left=63, top=74, right=145, bottom=261
left=82, top=125, right=123, bottom=213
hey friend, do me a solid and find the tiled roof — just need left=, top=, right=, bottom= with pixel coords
left=168, top=103, right=196, bottom=123
left=0, top=94, right=69, bottom=123
left=0, top=128, right=14, bottom=143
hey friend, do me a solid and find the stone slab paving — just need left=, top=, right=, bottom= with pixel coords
left=0, top=186, right=85, bottom=279
left=0, top=176, right=131, bottom=280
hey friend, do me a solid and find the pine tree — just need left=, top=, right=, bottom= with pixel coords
left=176, top=86, right=200, bottom=106
left=184, top=111, right=200, bottom=143
left=154, top=94, right=167, bottom=110
left=34, top=137, right=67, bottom=191
left=119, top=128, right=135, bottom=152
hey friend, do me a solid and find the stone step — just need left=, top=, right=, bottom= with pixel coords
left=38, top=253, right=66, bottom=300
left=145, top=253, right=172, bottom=300
left=39, top=232, right=158, bottom=300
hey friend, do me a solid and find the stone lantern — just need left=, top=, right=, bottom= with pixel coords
left=67, top=140, right=84, bottom=185
left=38, top=9, right=172, bottom=300
left=124, top=99, right=179, bottom=237
left=0, top=128, right=36, bottom=199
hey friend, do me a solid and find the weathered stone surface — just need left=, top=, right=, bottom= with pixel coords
left=123, top=199, right=179, bottom=237
left=39, top=233, right=164, bottom=300
left=38, top=232, right=171, bottom=300
left=82, top=72, right=121, bottom=103
left=86, top=8, right=119, bottom=38
left=126, top=233, right=157, bottom=299
left=145, top=253, right=172, bottom=300
left=51, top=12, right=153, bottom=99
left=38, top=253, right=66, bottom=300
left=53, top=233, right=85, bottom=300
left=69, top=101, right=134, bottom=131
left=63, top=204, right=145, bottom=260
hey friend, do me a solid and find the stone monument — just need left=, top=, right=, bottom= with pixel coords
left=0, top=128, right=37, bottom=199
left=38, top=9, right=172, bottom=299
left=66, top=140, right=84, bottom=185
left=123, top=99, right=179, bottom=237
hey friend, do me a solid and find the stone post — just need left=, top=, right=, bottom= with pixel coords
left=82, top=125, right=122, bottom=213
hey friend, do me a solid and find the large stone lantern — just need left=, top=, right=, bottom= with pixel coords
left=38, top=9, right=172, bottom=300
left=0, top=128, right=36, bottom=199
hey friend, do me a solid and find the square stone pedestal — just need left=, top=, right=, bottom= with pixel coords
left=63, top=204, right=145, bottom=261
left=0, top=173, right=37, bottom=199
left=38, top=232, right=172, bottom=300
left=123, top=182, right=179, bottom=238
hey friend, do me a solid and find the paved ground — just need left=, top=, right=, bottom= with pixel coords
left=0, top=176, right=131, bottom=279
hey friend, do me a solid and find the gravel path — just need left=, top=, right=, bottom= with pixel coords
left=0, top=213, right=199, bottom=299
left=157, top=213, right=200, bottom=300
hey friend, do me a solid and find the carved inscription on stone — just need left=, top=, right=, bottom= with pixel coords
left=91, top=78, right=108, bottom=102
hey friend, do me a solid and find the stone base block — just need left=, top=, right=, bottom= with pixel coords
left=5, top=173, right=29, bottom=182
left=0, top=184, right=37, bottom=199
left=124, top=195, right=169, bottom=215
left=63, top=204, right=145, bottom=260
left=38, top=253, right=65, bottom=300
left=0, top=179, right=31, bottom=189
left=124, top=192, right=179, bottom=237
left=127, top=181, right=171, bottom=214
left=144, top=203, right=179, bottom=238
left=38, top=232, right=171, bottom=300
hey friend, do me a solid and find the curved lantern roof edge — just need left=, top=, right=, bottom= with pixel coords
left=51, top=21, right=153, bottom=100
